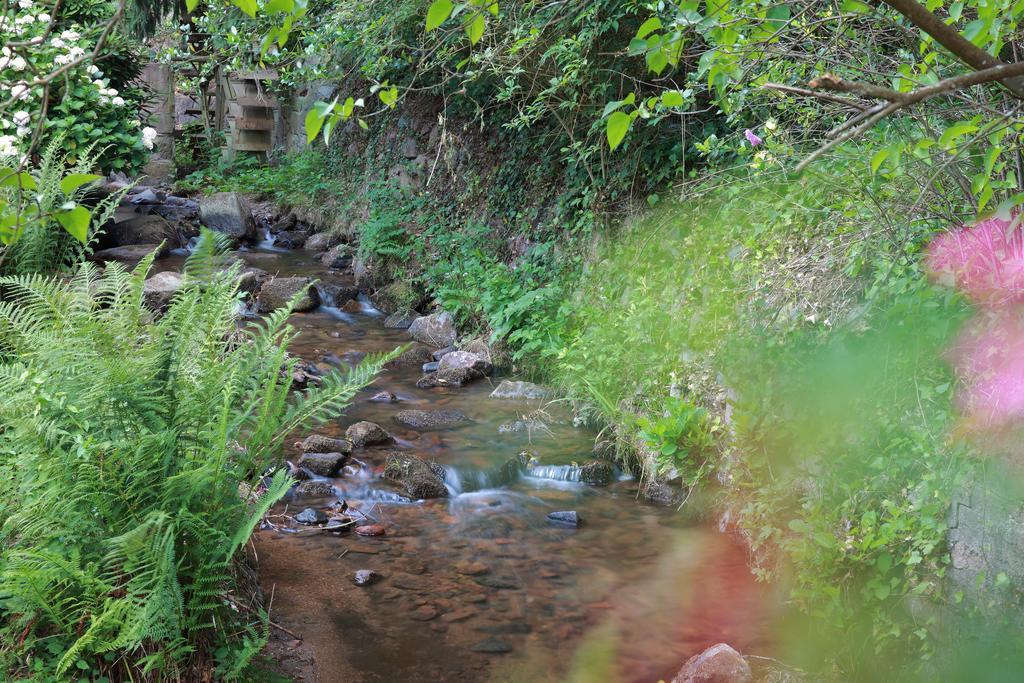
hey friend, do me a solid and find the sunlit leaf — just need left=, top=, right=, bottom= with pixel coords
left=606, top=111, right=632, bottom=151
left=426, top=0, right=453, bottom=31
left=60, top=173, right=102, bottom=195
left=57, top=205, right=90, bottom=243
left=465, top=12, right=486, bottom=44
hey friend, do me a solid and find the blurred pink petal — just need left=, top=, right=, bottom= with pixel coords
left=926, top=214, right=1024, bottom=307
left=744, top=129, right=763, bottom=147
left=950, top=309, right=1024, bottom=428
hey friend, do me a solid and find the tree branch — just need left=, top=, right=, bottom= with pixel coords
left=879, top=0, right=1024, bottom=97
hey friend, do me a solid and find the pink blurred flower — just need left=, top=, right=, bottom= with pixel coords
left=744, top=129, right=762, bottom=147
left=926, top=214, right=1024, bottom=307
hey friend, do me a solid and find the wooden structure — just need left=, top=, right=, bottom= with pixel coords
left=221, top=69, right=279, bottom=162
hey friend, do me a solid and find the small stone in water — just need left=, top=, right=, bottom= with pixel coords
left=355, top=524, right=386, bottom=537
left=470, top=638, right=512, bottom=654
left=410, top=605, right=439, bottom=621
left=441, top=609, right=476, bottom=623
left=295, top=508, right=327, bottom=525
left=422, top=361, right=440, bottom=373
left=455, top=561, right=489, bottom=576
left=353, top=569, right=381, bottom=586
left=369, top=391, right=397, bottom=403
left=547, top=510, right=580, bottom=528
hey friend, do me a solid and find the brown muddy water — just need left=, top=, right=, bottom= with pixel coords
left=163, top=243, right=778, bottom=682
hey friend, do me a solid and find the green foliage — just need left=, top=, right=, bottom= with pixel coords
left=0, top=136, right=123, bottom=275
left=636, top=396, right=719, bottom=482
left=0, top=235, right=393, bottom=679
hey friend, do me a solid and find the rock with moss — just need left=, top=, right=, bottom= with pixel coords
left=305, top=232, right=341, bottom=252
left=490, top=380, right=549, bottom=400
left=370, top=281, right=422, bottom=314
left=199, top=192, right=256, bottom=241
left=345, top=421, right=391, bottom=448
left=383, top=452, right=448, bottom=499
left=394, top=409, right=470, bottom=430
left=408, top=311, right=457, bottom=348
left=320, top=244, right=352, bottom=269
left=256, top=276, right=319, bottom=313
left=579, top=460, right=615, bottom=486
left=300, top=434, right=353, bottom=454
left=297, top=452, right=348, bottom=477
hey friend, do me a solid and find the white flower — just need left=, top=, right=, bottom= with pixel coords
left=18, top=0, right=33, bottom=8
left=9, top=84, right=31, bottom=101
left=141, top=126, right=158, bottom=150
left=0, top=135, right=18, bottom=158
left=111, top=96, right=124, bottom=106
left=9, top=56, right=27, bottom=71
left=36, top=12, right=50, bottom=22
left=92, top=79, right=105, bottom=88
left=50, top=37, right=66, bottom=49
left=12, top=111, right=29, bottom=127
left=764, top=118, right=778, bottom=132
left=60, top=29, right=80, bottom=41
left=54, top=53, right=73, bottom=65
left=16, top=126, right=30, bottom=138
left=86, top=64, right=101, bottom=76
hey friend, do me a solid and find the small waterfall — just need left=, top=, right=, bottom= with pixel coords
left=441, top=459, right=524, bottom=495
left=313, top=283, right=356, bottom=322
left=254, top=227, right=290, bottom=253
left=355, top=293, right=382, bottom=316
left=525, top=464, right=583, bottom=483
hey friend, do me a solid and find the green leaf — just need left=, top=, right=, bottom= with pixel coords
left=487, top=1, right=498, bottom=16
left=231, top=0, right=257, bottom=17
left=304, top=100, right=334, bottom=144
left=646, top=47, right=669, bottom=75
left=660, top=90, right=685, bottom=108
left=426, top=0, right=453, bottom=31
left=0, top=168, right=36, bottom=191
left=870, top=148, right=890, bottom=174
left=465, top=12, right=486, bottom=44
left=379, top=86, right=398, bottom=108
left=358, top=118, right=369, bottom=130
left=636, top=16, right=663, bottom=38
left=606, top=111, right=632, bottom=151
left=765, top=4, right=791, bottom=28
left=265, top=0, right=293, bottom=13
left=186, top=0, right=200, bottom=11
left=57, top=206, right=90, bottom=243
left=60, top=173, right=102, bottom=195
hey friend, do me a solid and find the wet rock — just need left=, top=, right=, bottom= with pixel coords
left=386, top=344, right=435, bottom=368
left=455, top=561, right=489, bottom=576
left=295, top=508, right=328, bottom=525
left=294, top=481, right=336, bottom=497
left=370, top=281, right=422, bottom=314
left=435, top=367, right=478, bottom=388
left=257, top=276, right=319, bottom=313
left=346, top=421, right=391, bottom=448
left=459, top=338, right=493, bottom=362
left=498, top=419, right=548, bottom=434
left=408, top=311, right=457, bottom=348
left=369, top=391, right=398, bottom=403
left=422, top=361, right=440, bottom=373
left=437, top=351, right=492, bottom=381
left=300, top=434, right=353, bottom=454
left=416, top=373, right=439, bottom=389
left=579, top=460, right=615, bottom=486
left=383, top=453, right=448, bottom=499
left=547, top=510, right=580, bottom=528
left=111, top=213, right=178, bottom=247
left=489, top=380, right=549, bottom=400
left=320, top=244, right=352, bottom=269
left=643, top=479, right=685, bottom=506
left=342, top=299, right=362, bottom=313
left=237, top=268, right=267, bottom=296
left=384, top=310, right=418, bottom=329
left=91, top=244, right=169, bottom=262
left=297, top=452, right=348, bottom=477
left=474, top=576, right=519, bottom=590
left=274, top=230, right=308, bottom=249
left=143, top=271, right=183, bottom=311
left=199, top=192, right=256, bottom=241
left=353, top=569, right=381, bottom=587
left=130, top=188, right=162, bottom=204
left=671, top=643, right=752, bottom=683
left=304, top=232, right=341, bottom=252
left=318, top=283, right=358, bottom=306
left=355, top=524, right=387, bottom=537
left=432, top=346, right=457, bottom=360
left=441, top=609, right=476, bottom=623
left=394, top=409, right=470, bottom=430
left=470, top=638, right=512, bottom=654
left=410, top=605, right=438, bottom=621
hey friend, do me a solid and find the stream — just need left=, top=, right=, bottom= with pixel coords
left=157, top=240, right=777, bottom=682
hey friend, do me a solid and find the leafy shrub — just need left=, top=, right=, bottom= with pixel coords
left=0, top=236, right=392, bottom=678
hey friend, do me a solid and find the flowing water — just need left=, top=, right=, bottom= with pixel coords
left=162, top=246, right=777, bottom=681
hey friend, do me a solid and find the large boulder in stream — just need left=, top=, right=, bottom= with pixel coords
left=671, top=643, right=752, bottom=683
left=438, top=351, right=492, bottom=378
left=297, top=452, right=348, bottom=477
left=394, top=409, right=470, bottom=430
left=199, top=192, right=256, bottom=241
left=143, top=271, right=184, bottom=311
left=256, top=276, right=319, bottom=313
left=383, top=452, right=448, bottom=499
left=111, top=213, right=179, bottom=247
left=345, top=421, right=391, bottom=448
left=300, top=434, right=352, bottom=454
left=408, top=311, right=457, bottom=348
left=304, top=232, right=342, bottom=253
left=91, top=243, right=169, bottom=263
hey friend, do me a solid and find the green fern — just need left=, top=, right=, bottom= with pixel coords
left=0, top=231, right=397, bottom=678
